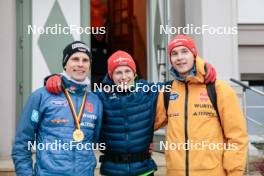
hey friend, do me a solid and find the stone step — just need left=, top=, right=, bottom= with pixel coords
left=1, top=151, right=262, bottom=175
left=0, top=151, right=166, bottom=175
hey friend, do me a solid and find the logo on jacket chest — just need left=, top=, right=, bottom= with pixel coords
left=168, top=112, right=180, bottom=118
left=85, top=102, right=94, bottom=113
left=200, top=92, right=209, bottom=102
left=82, top=113, right=97, bottom=120
left=193, top=103, right=217, bottom=118
left=50, top=118, right=69, bottom=124
left=50, top=98, right=68, bottom=107
left=68, top=86, right=76, bottom=93
left=109, top=93, right=118, bottom=100
left=170, top=93, right=179, bottom=100
left=81, top=113, right=97, bottom=128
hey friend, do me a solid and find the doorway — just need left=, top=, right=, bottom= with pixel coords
left=90, top=0, right=147, bottom=84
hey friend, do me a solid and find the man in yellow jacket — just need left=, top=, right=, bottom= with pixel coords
left=155, top=35, right=248, bottom=176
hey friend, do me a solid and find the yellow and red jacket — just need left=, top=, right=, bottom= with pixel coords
left=155, top=57, right=248, bottom=176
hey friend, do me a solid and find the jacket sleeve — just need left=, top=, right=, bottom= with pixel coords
left=93, top=98, right=103, bottom=142
left=154, top=91, right=168, bottom=130
left=216, top=80, right=248, bottom=176
left=12, top=91, right=42, bottom=176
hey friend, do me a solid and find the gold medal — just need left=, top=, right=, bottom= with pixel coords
left=63, top=82, right=87, bottom=143
left=73, top=129, right=84, bottom=142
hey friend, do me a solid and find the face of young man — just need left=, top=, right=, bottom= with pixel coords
left=64, top=52, right=90, bottom=82
left=170, top=46, right=195, bottom=78
left=112, top=66, right=135, bottom=91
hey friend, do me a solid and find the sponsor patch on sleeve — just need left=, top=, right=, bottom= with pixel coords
left=31, top=109, right=39, bottom=123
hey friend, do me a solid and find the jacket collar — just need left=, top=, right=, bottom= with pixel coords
left=61, top=72, right=89, bottom=95
left=170, top=64, right=197, bottom=82
left=102, top=74, right=115, bottom=86
left=170, top=56, right=205, bottom=84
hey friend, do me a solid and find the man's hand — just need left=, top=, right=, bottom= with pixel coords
left=204, top=62, right=216, bottom=84
left=45, top=75, right=62, bottom=94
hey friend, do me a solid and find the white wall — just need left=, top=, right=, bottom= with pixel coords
left=185, top=0, right=239, bottom=81
left=0, top=0, right=16, bottom=157
left=238, top=0, right=264, bottom=23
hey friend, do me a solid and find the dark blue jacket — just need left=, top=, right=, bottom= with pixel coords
left=12, top=77, right=103, bottom=176
left=96, top=76, right=160, bottom=176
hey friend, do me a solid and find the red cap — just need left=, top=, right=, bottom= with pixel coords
left=168, top=35, right=197, bottom=59
left=108, top=50, right=136, bottom=78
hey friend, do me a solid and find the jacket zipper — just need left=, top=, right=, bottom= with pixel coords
left=184, top=83, right=189, bottom=176
left=122, top=97, right=130, bottom=175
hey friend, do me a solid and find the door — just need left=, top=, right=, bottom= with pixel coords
left=16, top=0, right=90, bottom=119
left=147, top=0, right=169, bottom=82
left=108, top=0, right=133, bottom=54
left=16, top=0, right=32, bottom=120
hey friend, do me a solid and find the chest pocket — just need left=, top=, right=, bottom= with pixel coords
left=43, top=98, right=72, bottom=127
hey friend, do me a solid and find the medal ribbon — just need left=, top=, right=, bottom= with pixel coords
left=62, top=84, right=87, bottom=130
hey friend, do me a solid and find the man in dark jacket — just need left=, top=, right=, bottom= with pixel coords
left=97, top=51, right=158, bottom=176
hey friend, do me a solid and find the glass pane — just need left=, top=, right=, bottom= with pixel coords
left=122, top=10, right=128, bottom=19
left=115, top=24, right=120, bottom=36
left=122, top=0, right=128, bottom=8
left=115, top=0, right=121, bottom=10
left=122, top=23, right=128, bottom=34
left=115, top=11, right=120, bottom=23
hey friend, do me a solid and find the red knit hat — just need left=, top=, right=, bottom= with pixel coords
left=107, top=50, right=136, bottom=78
left=168, top=35, right=197, bottom=59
